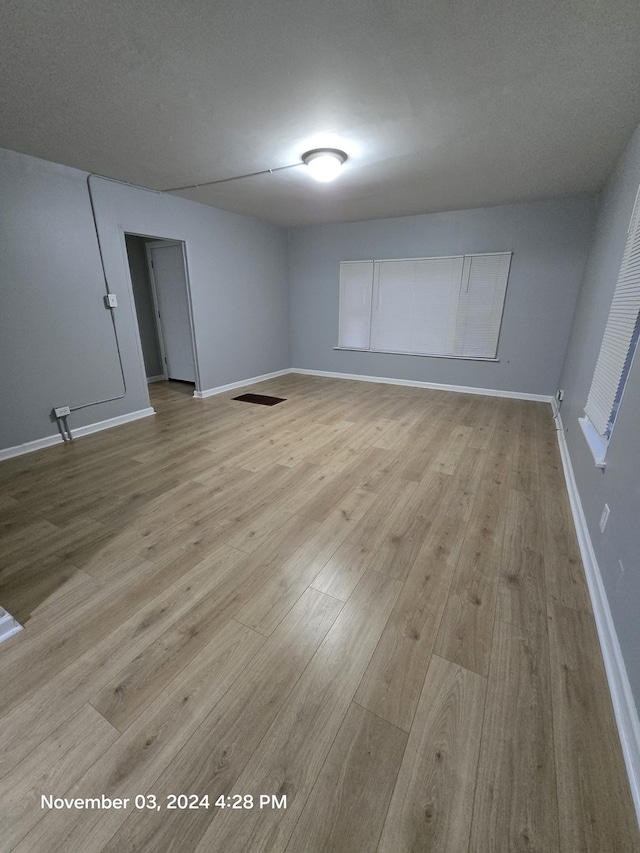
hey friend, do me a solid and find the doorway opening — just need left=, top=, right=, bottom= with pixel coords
left=124, top=234, right=198, bottom=392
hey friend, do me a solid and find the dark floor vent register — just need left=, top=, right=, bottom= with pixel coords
left=233, top=393, right=286, bottom=406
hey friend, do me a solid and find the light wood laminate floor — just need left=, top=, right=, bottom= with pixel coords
left=0, top=375, right=638, bottom=852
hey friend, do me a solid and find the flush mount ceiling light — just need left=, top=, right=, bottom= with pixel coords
left=301, top=149, right=348, bottom=182
left=164, top=147, right=349, bottom=193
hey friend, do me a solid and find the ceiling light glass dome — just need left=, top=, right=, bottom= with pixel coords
left=302, top=149, right=348, bottom=182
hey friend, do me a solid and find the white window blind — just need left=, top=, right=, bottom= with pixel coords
left=585, top=185, right=640, bottom=438
left=454, top=253, right=512, bottom=357
left=338, top=252, right=511, bottom=360
left=338, top=261, right=373, bottom=350
left=371, top=257, right=464, bottom=355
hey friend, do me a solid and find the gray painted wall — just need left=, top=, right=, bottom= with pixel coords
left=559, top=121, right=640, bottom=708
left=288, top=197, right=597, bottom=396
left=125, top=235, right=163, bottom=379
left=0, top=147, right=290, bottom=450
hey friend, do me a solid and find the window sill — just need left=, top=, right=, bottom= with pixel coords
left=578, top=417, right=608, bottom=469
left=333, top=347, right=499, bottom=362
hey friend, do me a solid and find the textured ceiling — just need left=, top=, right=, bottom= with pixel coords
left=2, top=0, right=640, bottom=226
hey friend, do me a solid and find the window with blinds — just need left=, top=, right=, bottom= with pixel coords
left=338, top=252, right=512, bottom=360
left=584, top=185, right=640, bottom=444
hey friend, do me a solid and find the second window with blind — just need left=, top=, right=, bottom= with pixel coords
left=580, top=184, right=640, bottom=464
left=338, top=252, right=512, bottom=360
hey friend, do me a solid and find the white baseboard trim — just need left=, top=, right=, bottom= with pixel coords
left=0, top=433, right=62, bottom=461
left=0, top=407, right=155, bottom=461
left=193, top=369, right=291, bottom=399
left=71, top=407, right=155, bottom=440
left=0, top=609, right=23, bottom=645
left=555, top=412, right=640, bottom=824
left=291, top=368, right=554, bottom=404
left=146, top=375, right=165, bottom=384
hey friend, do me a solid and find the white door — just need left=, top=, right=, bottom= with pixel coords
left=146, top=241, right=196, bottom=383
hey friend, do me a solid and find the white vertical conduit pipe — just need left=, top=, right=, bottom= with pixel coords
left=52, top=172, right=162, bottom=438
left=68, top=173, right=129, bottom=412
